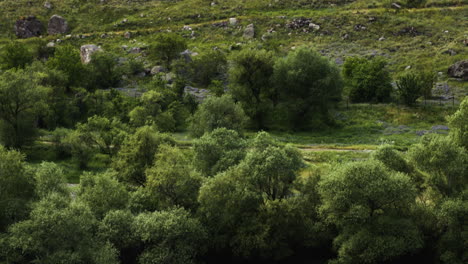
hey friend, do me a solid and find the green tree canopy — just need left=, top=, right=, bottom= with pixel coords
left=0, top=41, right=33, bottom=70
left=448, top=97, right=468, bottom=149
left=149, top=33, right=187, bottom=68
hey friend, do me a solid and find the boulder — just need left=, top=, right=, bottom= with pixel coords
left=80, top=44, right=102, bottom=64
left=183, top=86, right=209, bottom=102
left=15, top=16, right=43, bottom=38
left=48, top=15, right=69, bottom=35
left=229, top=18, right=238, bottom=26
left=44, top=1, right=52, bottom=9
left=150, top=66, right=165, bottom=75
left=448, top=60, right=468, bottom=80
left=243, top=24, right=255, bottom=39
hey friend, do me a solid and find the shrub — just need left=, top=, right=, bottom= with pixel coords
left=396, top=72, right=423, bottom=106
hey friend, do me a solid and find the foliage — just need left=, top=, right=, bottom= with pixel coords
left=0, top=42, right=33, bottom=70
left=188, top=94, right=248, bottom=137
left=191, top=49, right=227, bottom=87
left=149, top=33, right=187, bottom=68
left=0, top=68, right=48, bottom=148
left=448, top=97, right=468, bottom=149
left=343, top=57, right=392, bottom=103
left=273, top=47, right=343, bottom=130
left=33, top=162, right=69, bottom=199
left=62, top=129, right=95, bottom=169
left=87, top=51, right=122, bottom=90
left=229, top=48, right=275, bottom=129
left=372, top=144, right=413, bottom=173
left=192, top=128, right=246, bottom=177
left=112, top=125, right=176, bottom=186
left=396, top=72, right=424, bottom=106
left=408, top=135, right=467, bottom=196
left=146, top=145, right=202, bottom=211
left=46, top=44, right=87, bottom=89
left=0, top=146, right=35, bottom=232
left=318, top=160, right=423, bottom=264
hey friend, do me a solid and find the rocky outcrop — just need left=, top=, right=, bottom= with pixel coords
left=184, top=86, right=209, bottom=102
left=48, top=15, right=69, bottom=35
left=243, top=24, right=255, bottom=39
left=80, top=44, right=102, bottom=64
left=448, top=60, right=468, bottom=80
left=15, top=16, right=43, bottom=38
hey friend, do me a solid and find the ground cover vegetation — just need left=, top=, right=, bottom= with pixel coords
left=0, top=0, right=467, bottom=263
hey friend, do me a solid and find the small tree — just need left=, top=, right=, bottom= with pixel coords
left=189, top=95, right=248, bottom=137
left=46, top=44, right=87, bottom=90
left=191, top=50, right=227, bottom=87
left=448, top=97, right=468, bottom=149
left=87, top=51, right=122, bottom=90
left=396, top=72, right=423, bottom=106
left=343, top=57, right=392, bottom=103
left=0, top=42, right=33, bottom=70
left=149, top=33, right=187, bottom=69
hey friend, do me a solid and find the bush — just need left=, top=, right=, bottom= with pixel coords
left=343, top=57, right=392, bottom=103
left=0, top=42, right=33, bottom=70
left=149, top=33, right=187, bottom=69
left=191, top=50, right=227, bottom=87
left=188, top=94, right=248, bottom=138
left=396, top=72, right=423, bottom=106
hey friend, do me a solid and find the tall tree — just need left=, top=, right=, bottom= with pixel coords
left=0, top=68, right=48, bottom=148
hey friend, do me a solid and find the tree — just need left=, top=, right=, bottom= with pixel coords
left=192, top=128, right=246, bottom=177
left=273, top=47, right=343, bottom=130
left=133, top=208, right=207, bottom=264
left=62, top=129, right=95, bottom=169
left=191, top=49, right=227, bottom=87
left=343, top=57, right=392, bottom=103
left=318, top=161, right=423, bottom=264
left=0, top=68, right=48, bottom=148
left=188, top=94, right=248, bottom=137
left=149, top=33, right=187, bottom=68
left=146, top=145, right=202, bottom=211
left=78, top=171, right=130, bottom=219
left=408, top=135, right=467, bottom=196
left=33, top=162, right=68, bottom=199
left=0, top=41, right=33, bottom=70
left=75, top=115, right=129, bottom=156
left=229, top=49, right=274, bottom=129
left=112, top=126, right=176, bottom=186
left=0, top=146, right=35, bottom=232
left=2, top=194, right=118, bottom=264
left=372, top=145, right=413, bottom=174
left=46, top=44, right=87, bottom=90
left=396, top=72, right=424, bottom=106
left=448, top=97, right=468, bottom=149
left=87, top=51, right=122, bottom=90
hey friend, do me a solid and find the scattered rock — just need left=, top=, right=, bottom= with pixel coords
left=391, top=3, right=402, bottom=9
left=182, top=25, right=192, bottom=31
left=180, top=49, right=194, bottom=63
left=212, top=21, right=228, bottom=28
left=442, top=49, right=457, bottom=56
left=287, top=18, right=312, bottom=30
left=46, top=42, right=55, bottom=48
left=128, top=47, right=142, bottom=54
left=309, top=23, right=320, bottom=31
left=395, top=26, right=421, bottom=37
left=43, top=1, right=52, bottom=9
left=354, top=24, right=367, bottom=31
left=405, top=65, right=412, bottom=70
left=448, top=60, right=468, bottom=80
left=184, top=86, right=209, bottom=102
left=48, top=15, right=69, bottom=35
left=124, top=31, right=131, bottom=39
left=229, top=18, right=238, bottom=26
left=15, top=16, right=43, bottom=38
left=378, top=36, right=385, bottom=41
left=342, top=33, right=350, bottom=40
left=243, top=24, right=255, bottom=39
left=80, top=44, right=102, bottom=64
left=150, top=66, right=165, bottom=75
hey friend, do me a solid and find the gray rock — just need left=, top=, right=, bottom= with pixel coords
left=80, top=44, right=102, bottom=64
left=150, top=66, right=165, bottom=75
left=183, top=86, right=209, bottom=102
left=48, top=15, right=69, bottom=35
left=46, top=42, right=55, bottom=48
left=128, top=47, right=142, bottom=54
left=442, top=49, right=457, bottom=56
left=15, top=16, right=43, bottom=38
left=309, top=23, right=320, bottom=31
left=431, top=125, right=449, bottom=131
left=378, top=36, right=385, bottom=41
left=124, top=31, right=131, bottom=38
left=391, top=3, right=401, bottom=9
left=44, top=1, right=52, bottom=9
left=229, top=18, right=238, bottom=26
left=180, top=49, right=193, bottom=63
left=448, top=60, right=468, bottom=80
left=243, top=24, right=255, bottom=39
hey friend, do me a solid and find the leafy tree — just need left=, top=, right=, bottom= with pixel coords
left=112, top=126, right=176, bottom=186
left=46, top=44, right=87, bottom=90
left=2, top=194, right=118, bottom=264
left=149, top=33, right=187, bottom=68
left=188, top=94, right=248, bottom=137
left=33, top=162, right=68, bottom=199
left=87, top=51, right=122, bottom=90
left=408, top=135, right=467, bottom=196
left=343, top=57, right=392, bottom=103
left=396, top=72, right=424, bottom=106
left=0, top=68, right=48, bottom=148
left=448, top=97, right=468, bottom=149
left=0, top=41, right=33, bottom=70
left=318, top=160, right=423, bottom=264
left=0, top=146, right=35, bottom=232
left=133, top=208, right=207, bottom=264
left=75, top=115, right=129, bottom=156
left=192, top=128, right=246, bottom=176
left=146, top=145, right=202, bottom=211
left=62, top=129, right=95, bottom=169
left=229, top=49, right=275, bottom=129
left=273, top=47, right=343, bottom=130
left=191, top=49, right=227, bottom=87
left=78, top=171, right=130, bottom=219
left=372, top=145, right=413, bottom=174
